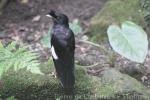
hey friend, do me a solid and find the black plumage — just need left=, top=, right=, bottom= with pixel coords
left=47, top=10, right=75, bottom=95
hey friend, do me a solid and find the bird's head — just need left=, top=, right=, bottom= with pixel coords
left=46, top=10, right=69, bottom=26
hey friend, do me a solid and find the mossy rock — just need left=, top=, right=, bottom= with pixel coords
left=0, top=59, right=93, bottom=100
left=0, top=60, right=150, bottom=100
left=91, top=68, right=150, bottom=100
left=89, top=0, right=146, bottom=42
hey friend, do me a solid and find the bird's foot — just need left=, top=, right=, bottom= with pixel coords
left=50, top=71, right=57, bottom=78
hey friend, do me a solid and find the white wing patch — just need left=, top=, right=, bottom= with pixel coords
left=51, top=46, right=58, bottom=60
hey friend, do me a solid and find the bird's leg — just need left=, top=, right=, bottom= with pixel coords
left=50, top=69, right=57, bottom=78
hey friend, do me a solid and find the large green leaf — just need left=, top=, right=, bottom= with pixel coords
left=107, top=21, right=148, bottom=63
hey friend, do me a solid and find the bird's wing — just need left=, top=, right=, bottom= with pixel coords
left=66, top=29, right=75, bottom=51
left=51, top=29, right=75, bottom=58
left=51, top=32, right=67, bottom=59
left=51, top=33, right=61, bottom=59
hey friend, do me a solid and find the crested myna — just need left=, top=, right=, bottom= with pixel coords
left=47, top=10, right=75, bottom=95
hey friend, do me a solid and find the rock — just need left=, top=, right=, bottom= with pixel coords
left=89, top=0, right=146, bottom=42
left=116, top=63, right=145, bottom=76
left=26, top=35, right=35, bottom=42
left=91, top=68, right=150, bottom=99
left=81, top=35, right=89, bottom=41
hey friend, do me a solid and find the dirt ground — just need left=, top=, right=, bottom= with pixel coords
left=0, top=0, right=107, bottom=64
left=0, top=0, right=106, bottom=30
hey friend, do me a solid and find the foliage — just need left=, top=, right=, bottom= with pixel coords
left=0, top=60, right=92, bottom=99
left=40, top=28, right=51, bottom=48
left=0, top=41, right=43, bottom=78
left=107, top=21, right=148, bottom=63
left=6, top=96, right=17, bottom=100
left=1, top=58, right=150, bottom=99
left=140, top=0, right=150, bottom=25
left=69, top=19, right=82, bottom=35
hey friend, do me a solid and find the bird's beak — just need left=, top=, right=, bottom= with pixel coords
left=46, top=14, right=57, bottom=21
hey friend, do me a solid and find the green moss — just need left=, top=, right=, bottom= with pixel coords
left=91, top=68, right=150, bottom=99
left=0, top=59, right=93, bottom=99
left=1, top=60, right=150, bottom=99
left=89, top=0, right=146, bottom=42
left=74, top=66, right=92, bottom=95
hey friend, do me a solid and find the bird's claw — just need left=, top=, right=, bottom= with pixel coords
left=50, top=71, right=57, bottom=78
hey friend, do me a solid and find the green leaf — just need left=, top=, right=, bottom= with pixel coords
left=56, top=98, right=60, bottom=100
left=6, top=41, right=16, bottom=50
left=6, top=96, right=17, bottom=100
left=0, top=42, right=3, bottom=48
left=27, top=65, right=43, bottom=75
left=69, top=19, right=82, bottom=35
left=107, top=21, right=148, bottom=63
left=40, top=27, right=51, bottom=48
left=0, top=41, right=43, bottom=78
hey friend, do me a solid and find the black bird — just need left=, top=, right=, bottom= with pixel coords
left=46, top=10, right=75, bottom=95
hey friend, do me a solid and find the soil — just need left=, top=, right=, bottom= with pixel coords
left=0, top=0, right=106, bottom=30
left=0, top=0, right=107, bottom=64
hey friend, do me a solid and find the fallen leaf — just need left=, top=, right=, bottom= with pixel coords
left=32, top=15, right=41, bottom=22
left=21, top=0, right=29, bottom=4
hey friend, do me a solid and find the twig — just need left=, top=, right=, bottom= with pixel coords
left=83, top=62, right=101, bottom=68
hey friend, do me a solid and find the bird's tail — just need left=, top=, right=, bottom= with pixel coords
left=58, top=70, right=75, bottom=100
left=59, top=69, right=75, bottom=95
left=53, top=53, right=75, bottom=97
